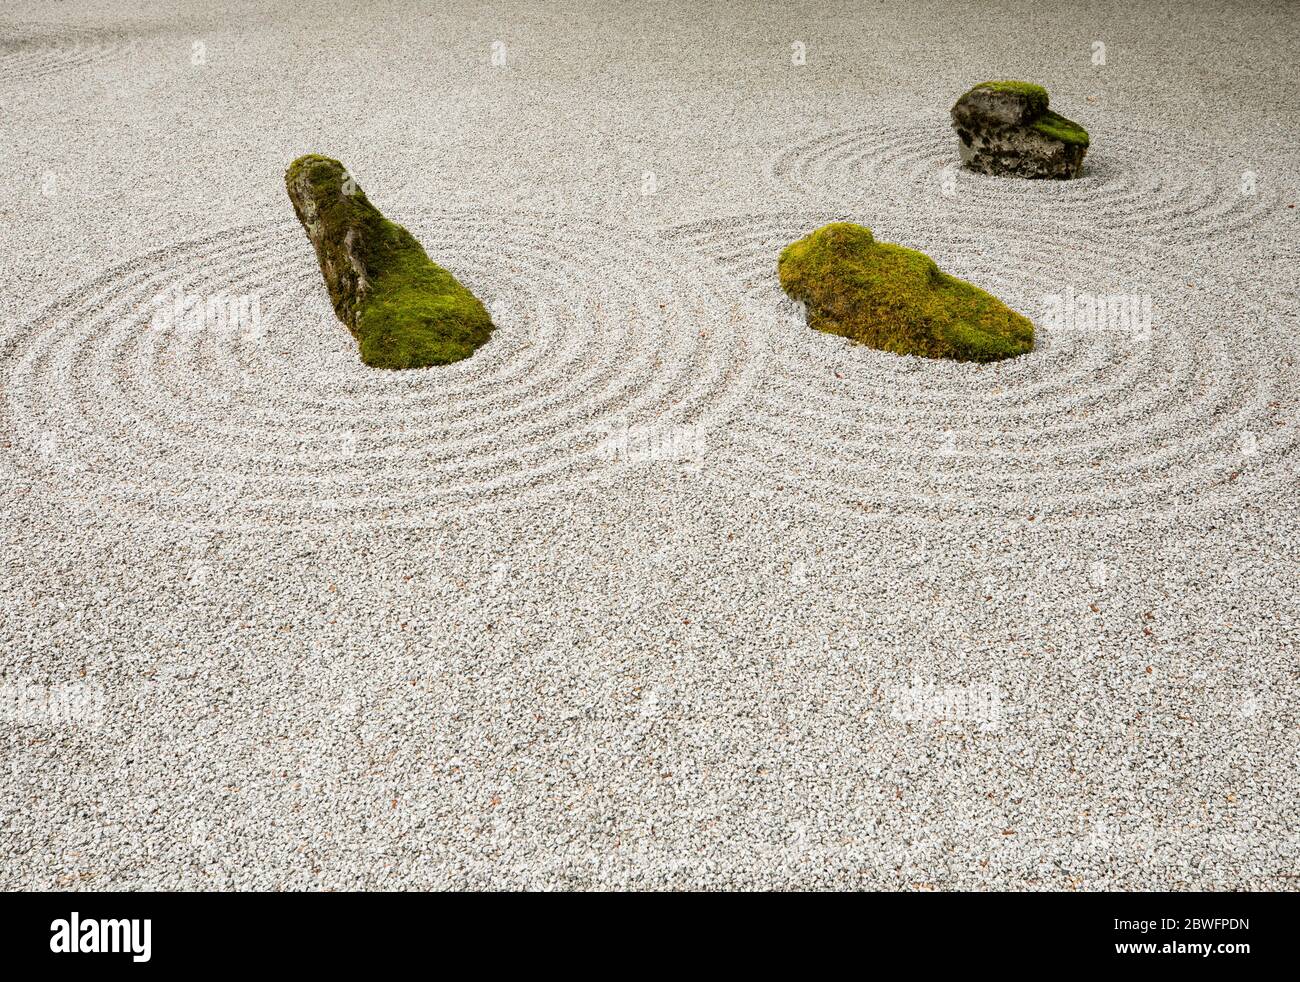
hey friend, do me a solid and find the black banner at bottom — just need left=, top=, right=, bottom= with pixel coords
left=0, top=891, right=1289, bottom=972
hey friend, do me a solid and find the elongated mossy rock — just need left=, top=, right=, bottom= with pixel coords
left=778, top=223, right=1033, bottom=363
left=285, top=154, right=492, bottom=369
left=951, top=81, right=1089, bottom=179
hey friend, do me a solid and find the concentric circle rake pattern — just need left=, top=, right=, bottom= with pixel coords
left=3, top=212, right=763, bottom=530
left=764, top=115, right=1292, bottom=247
left=660, top=213, right=1299, bottom=524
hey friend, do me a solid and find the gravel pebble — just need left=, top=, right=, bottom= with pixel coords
left=0, top=0, right=1296, bottom=890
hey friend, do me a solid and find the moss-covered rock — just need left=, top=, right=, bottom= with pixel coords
left=951, top=81, right=1089, bottom=179
left=777, top=223, right=1034, bottom=363
left=284, top=154, right=492, bottom=369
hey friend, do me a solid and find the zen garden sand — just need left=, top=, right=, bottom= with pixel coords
left=0, top=0, right=1296, bottom=890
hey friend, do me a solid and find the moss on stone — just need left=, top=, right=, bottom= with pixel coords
left=777, top=223, right=1034, bottom=363
left=960, top=80, right=1089, bottom=147
left=951, top=80, right=1090, bottom=178
left=1031, top=108, right=1090, bottom=147
left=965, top=79, right=1049, bottom=115
left=285, top=154, right=492, bottom=370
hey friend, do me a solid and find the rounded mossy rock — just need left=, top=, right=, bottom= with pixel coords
left=951, top=80, right=1089, bottom=179
left=778, top=223, right=1034, bottom=363
left=284, top=154, right=492, bottom=369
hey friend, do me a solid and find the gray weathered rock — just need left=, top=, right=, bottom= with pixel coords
left=951, top=81, right=1089, bottom=179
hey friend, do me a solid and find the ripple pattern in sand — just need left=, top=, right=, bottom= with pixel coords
left=764, top=117, right=1292, bottom=248
left=0, top=24, right=144, bottom=83
left=2, top=212, right=763, bottom=530
left=661, top=213, right=1299, bottom=524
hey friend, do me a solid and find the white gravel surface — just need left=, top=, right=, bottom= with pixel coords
left=1, top=0, right=1297, bottom=890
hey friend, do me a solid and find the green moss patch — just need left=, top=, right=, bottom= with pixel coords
left=1031, top=108, right=1090, bottom=147
left=777, top=223, right=1034, bottom=363
left=966, top=79, right=1049, bottom=115
left=954, top=80, right=1089, bottom=149
left=285, top=154, right=493, bottom=370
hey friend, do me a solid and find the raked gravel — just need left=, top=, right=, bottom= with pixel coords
left=0, top=0, right=1297, bottom=890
